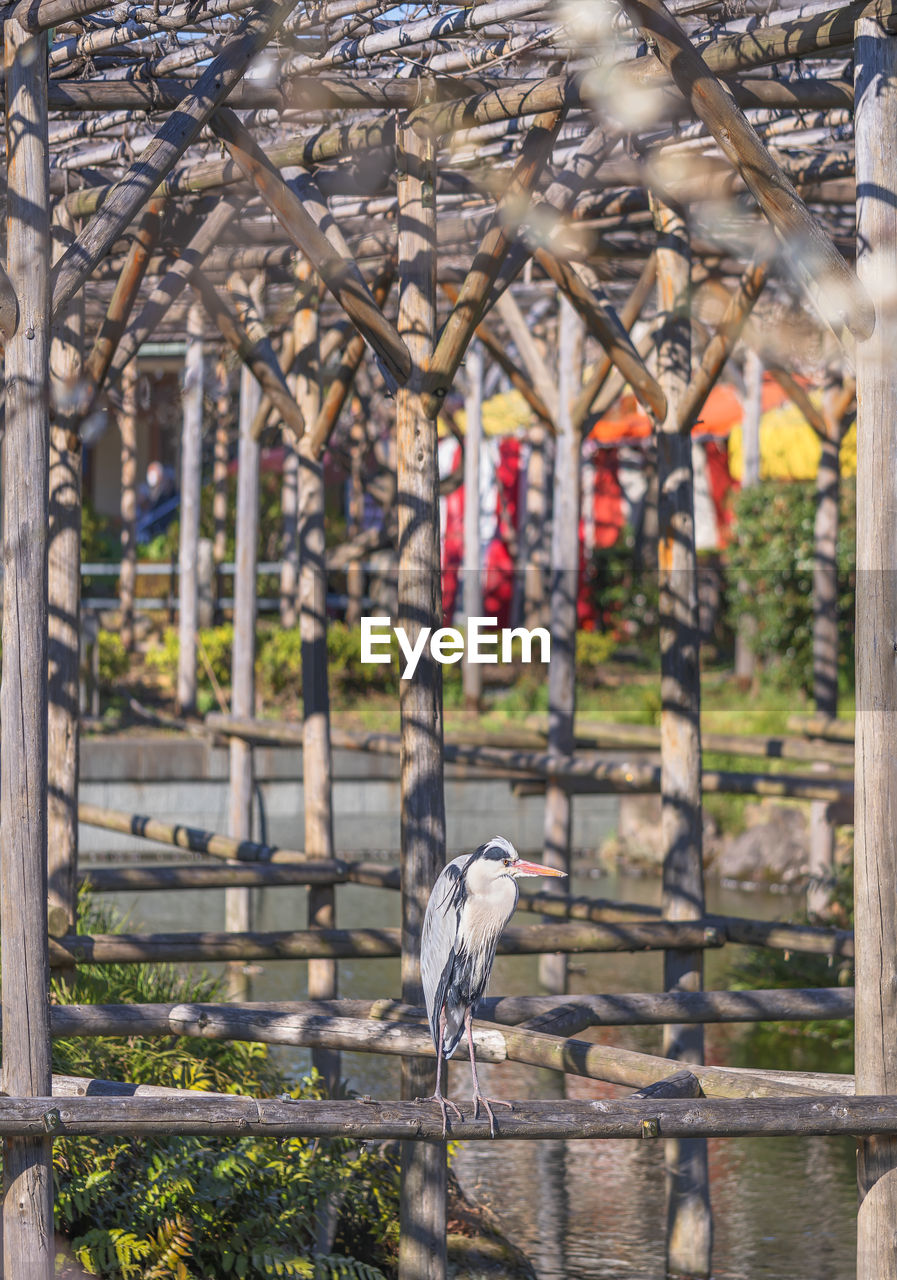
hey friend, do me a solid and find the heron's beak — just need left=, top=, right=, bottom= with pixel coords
left=511, top=860, right=567, bottom=878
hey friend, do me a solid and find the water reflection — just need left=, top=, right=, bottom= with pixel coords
left=100, top=868, right=857, bottom=1280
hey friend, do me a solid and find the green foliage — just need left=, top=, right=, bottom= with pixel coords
left=725, top=479, right=856, bottom=693
left=98, top=632, right=129, bottom=690
left=50, top=895, right=400, bottom=1279
left=728, top=859, right=854, bottom=1075
left=82, top=501, right=120, bottom=564
left=145, top=626, right=234, bottom=700
left=585, top=523, right=660, bottom=648
left=575, top=630, right=619, bottom=676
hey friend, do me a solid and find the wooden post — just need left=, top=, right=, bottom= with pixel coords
left=345, top=414, right=366, bottom=629
left=462, top=339, right=483, bottom=711
left=177, top=300, right=204, bottom=716
left=540, top=297, right=581, bottom=995
left=653, top=196, right=712, bottom=1279
left=522, top=424, right=550, bottom=630
left=48, top=208, right=83, bottom=941
left=808, top=392, right=840, bottom=917
left=854, top=19, right=897, bottom=1279
left=227, top=317, right=262, bottom=1000
left=282, top=278, right=311, bottom=628
left=296, top=278, right=340, bottom=1091
left=212, top=358, right=231, bottom=576
left=2, top=18, right=54, bottom=1276
left=395, top=110, right=447, bottom=1280
left=734, top=348, right=762, bottom=685
left=119, top=358, right=138, bottom=652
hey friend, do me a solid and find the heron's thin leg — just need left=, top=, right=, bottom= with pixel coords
left=428, top=1006, right=462, bottom=1138
left=464, top=1008, right=512, bottom=1138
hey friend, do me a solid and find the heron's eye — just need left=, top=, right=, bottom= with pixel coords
left=503, top=858, right=511, bottom=867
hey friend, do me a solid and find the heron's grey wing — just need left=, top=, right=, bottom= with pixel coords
left=421, top=856, right=469, bottom=1050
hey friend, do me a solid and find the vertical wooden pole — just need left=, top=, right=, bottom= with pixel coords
left=213, top=357, right=231, bottom=572
left=652, top=196, right=712, bottom=1280
left=295, top=279, right=340, bottom=1090
left=462, top=339, right=484, bottom=711
left=345, top=412, right=366, bottom=629
left=396, top=110, right=447, bottom=1280
left=119, top=358, right=138, bottom=652
left=854, top=20, right=897, bottom=1280
left=177, top=299, right=204, bottom=716
left=282, top=282, right=309, bottom=628
left=808, top=396, right=840, bottom=917
left=227, top=351, right=261, bottom=1000
left=540, top=297, right=581, bottom=995
left=522, top=424, right=550, bottom=630
left=2, top=19, right=54, bottom=1278
left=48, top=207, right=83, bottom=940
left=734, top=348, right=762, bottom=685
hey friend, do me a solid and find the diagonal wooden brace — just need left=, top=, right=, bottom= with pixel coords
left=422, top=106, right=565, bottom=419
left=619, top=0, right=874, bottom=341
left=535, top=247, right=667, bottom=422
left=210, top=106, right=411, bottom=387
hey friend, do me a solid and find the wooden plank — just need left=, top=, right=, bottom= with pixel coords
left=48, top=209, right=83, bottom=941
left=854, top=19, right=897, bottom=1279
left=211, top=107, right=410, bottom=386
left=620, top=0, right=874, bottom=341
left=534, top=248, right=667, bottom=422
left=2, top=19, right=54, bottom=1277
left=3, top=1094, right=897, bottom=1142
left=177, top=300, right=204, bottom=716
left=82, top=196, right=164, bottom=404
left=188, top=266, right=307, bottom=442
left=541, top=296, right=581, bottom=994
left=50, top=0, right=291, bottom=317
left=652, top=194, right=712, bottom=1278
left=395, top=106, right=447, bottom=1280
left=81, top=863, right=400, bottom=891
left=423, top=108, right=564, bottom=419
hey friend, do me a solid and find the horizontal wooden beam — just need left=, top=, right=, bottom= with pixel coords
left=0, top=1094, right=892, bottom=1140
left=49, top=920, right=725, bottom=967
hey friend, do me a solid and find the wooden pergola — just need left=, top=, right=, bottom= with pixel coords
left=1, top=0, right=895, bottom=1276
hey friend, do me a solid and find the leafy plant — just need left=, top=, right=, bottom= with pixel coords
left=725, top=478, right=856, bottom=693
left=48, top=894, right=401, bottom=1279
left=98, top=632, right=129, bottom=690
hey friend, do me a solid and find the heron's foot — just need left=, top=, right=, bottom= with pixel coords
left=420, top=1090, right=463, bottom=1138
left=472, top=1091, right=513, bottom=1137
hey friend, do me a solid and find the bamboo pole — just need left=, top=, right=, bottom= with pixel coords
left=118, top=359, right=138, bottom=653
left=395, top=105, right=447, bottom=1280
left=541, top=295, right=581, bottom=995
left=227, top=309, right=262, bottom=1000
left=854, top=18, right=897, bottom=1279
left=2, top=18, right=54, bottom=1276
left=48, top=208, right=83, bottom=941
left=652, top=194, right=712, bottom=1279
left=176, top=300, right=205, bottom=715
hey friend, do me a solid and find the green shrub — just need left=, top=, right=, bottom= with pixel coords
left=98, top=631, right=129, bottom=690
left=50, top=895, right=400, bottom=1279
left=145, top=626, right=234, bottom=697
left=725, top=479, right=856, bottom=693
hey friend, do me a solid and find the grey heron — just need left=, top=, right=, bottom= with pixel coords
left=421, top=835, right=567, bottom=1136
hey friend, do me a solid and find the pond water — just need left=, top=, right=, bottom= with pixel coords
left=99, top=869, right=857, bottom=1280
